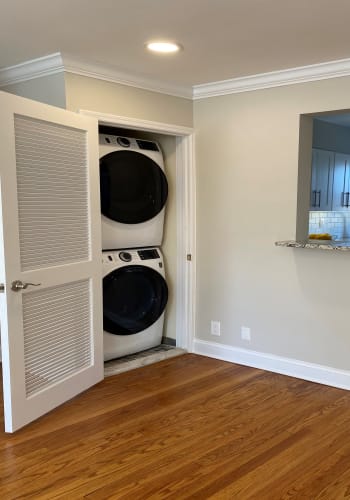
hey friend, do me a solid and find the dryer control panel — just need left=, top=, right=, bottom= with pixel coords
left=99, top=134, right=159, bottom=151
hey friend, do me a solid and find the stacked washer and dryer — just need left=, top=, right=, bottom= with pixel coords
left=99, top=132, right=169, bottom=360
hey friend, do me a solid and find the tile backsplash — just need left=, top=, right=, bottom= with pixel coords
left=309, top=211, right=350, bottom=240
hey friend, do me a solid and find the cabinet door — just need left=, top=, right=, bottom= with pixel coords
left=333, top=153, right=350, bottom=210
left=310, top=149, right=334, bottom=211
left=0, top=91, right=103, bottom=432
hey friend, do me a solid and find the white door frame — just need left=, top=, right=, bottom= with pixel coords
left=80, top=110, right=196, bottom=352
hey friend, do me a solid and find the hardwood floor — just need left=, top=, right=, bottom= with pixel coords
left=1, top=354, right=350, bottom=499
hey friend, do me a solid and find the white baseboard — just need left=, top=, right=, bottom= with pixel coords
left=193, top=338, right=350, bottom=390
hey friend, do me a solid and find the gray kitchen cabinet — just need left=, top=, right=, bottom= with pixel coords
left=333, top=152, right=350, bottom=210
left=310, top=148, right=334, bottom=211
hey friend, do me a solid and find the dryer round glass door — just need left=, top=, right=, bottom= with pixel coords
left=100, top=150, right=168, bottom=224
left=103, top=265, right=168, bottom=335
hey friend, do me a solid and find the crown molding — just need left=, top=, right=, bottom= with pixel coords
left=3, top=53, right=350, bottom=101
left=193, top=58, right=350, bottom=99
left=0, top=52, right=192, bottom=99
left=0, top=53, right=64, bottom=86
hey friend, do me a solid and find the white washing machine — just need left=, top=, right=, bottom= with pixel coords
left=99, top=134, right=168, bottom=250
left=102, top=247, right=168, bottom=360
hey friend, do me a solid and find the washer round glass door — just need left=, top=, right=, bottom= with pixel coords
left=100, top=150, right=168, bottom=224
left=103, top=265, right=168, bottom=335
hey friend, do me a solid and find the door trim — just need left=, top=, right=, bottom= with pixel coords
left=80, top=110, right=196, bottom=352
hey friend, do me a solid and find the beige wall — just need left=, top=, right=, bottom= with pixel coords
left=194, top=76, right=350, bottom=371
left=65, top=73, right=193, bottom=127
left=5, top=68, right=350, bottom=368
left=2, top=73, right=66, bottom=108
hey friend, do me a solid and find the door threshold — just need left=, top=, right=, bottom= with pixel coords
left=104, top=345, right=186, bottom=377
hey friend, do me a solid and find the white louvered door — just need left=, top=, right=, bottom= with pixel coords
left=0, top=91, right=103, bottom=432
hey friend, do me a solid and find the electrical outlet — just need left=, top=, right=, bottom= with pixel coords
left=241, top=326, right=251, bottom=342
left=211, top=320, right=221, bottom=336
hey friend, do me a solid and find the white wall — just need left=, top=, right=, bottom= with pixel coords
left=2, top=73, right=66, bottom=108
left=194, top=76, right=350, bottom=371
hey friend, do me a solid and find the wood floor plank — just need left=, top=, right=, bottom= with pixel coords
left=71, top=382, right=338, bottom=498
left=0, top=354, right=228, bottom=446
left=201, top=420, right=350, bottom=499
left=1, top=354, right=350, bottom=499
left=1, top=370, right=264, bottom=497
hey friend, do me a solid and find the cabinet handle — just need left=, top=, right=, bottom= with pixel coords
left=327, top=158, right=331, bottom=205
left=344, top=161, right=348, bottom=207
left=317, top=190, right=321, bottom=208
left=346, top=192, right=350, bottom=207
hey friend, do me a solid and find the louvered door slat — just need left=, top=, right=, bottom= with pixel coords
left=0, top=91, right=102, bottom=432
left=14, top=115, right=90, bottom=272
left=23, top=280, right=92, bottom=397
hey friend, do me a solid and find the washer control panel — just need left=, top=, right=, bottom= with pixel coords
left=137, top=249, right=160, bottom=260
left=102, top=248, right=161, bottom=264
left=119, top=251, right=132, bottom=262
left=117, top=137, right=131, bottom=148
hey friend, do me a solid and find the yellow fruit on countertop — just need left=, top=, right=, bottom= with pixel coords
left=308, top=233, right=332, bottom=240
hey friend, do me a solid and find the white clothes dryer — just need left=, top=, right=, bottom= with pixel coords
left=102, top=247, right=168, bottom=361
left=99, top=134, right=168, bottom=250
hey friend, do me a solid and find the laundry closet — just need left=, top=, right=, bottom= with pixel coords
left=0, top=76, right=194, bottom=432
left=98, top=125, right=178, bottom=359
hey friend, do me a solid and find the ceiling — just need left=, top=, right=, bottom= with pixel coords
left=317, top=114, right=350, bottom=128
left=2, top=0, right=350, bottom=90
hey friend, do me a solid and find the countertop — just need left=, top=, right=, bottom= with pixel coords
left=275, top=240, right=350, bottom=251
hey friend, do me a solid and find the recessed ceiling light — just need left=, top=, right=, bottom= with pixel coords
left=146, top=41, right=182, bottom=54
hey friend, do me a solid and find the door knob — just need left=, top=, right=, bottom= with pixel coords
left=11, top=280, right=41, bottom=292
